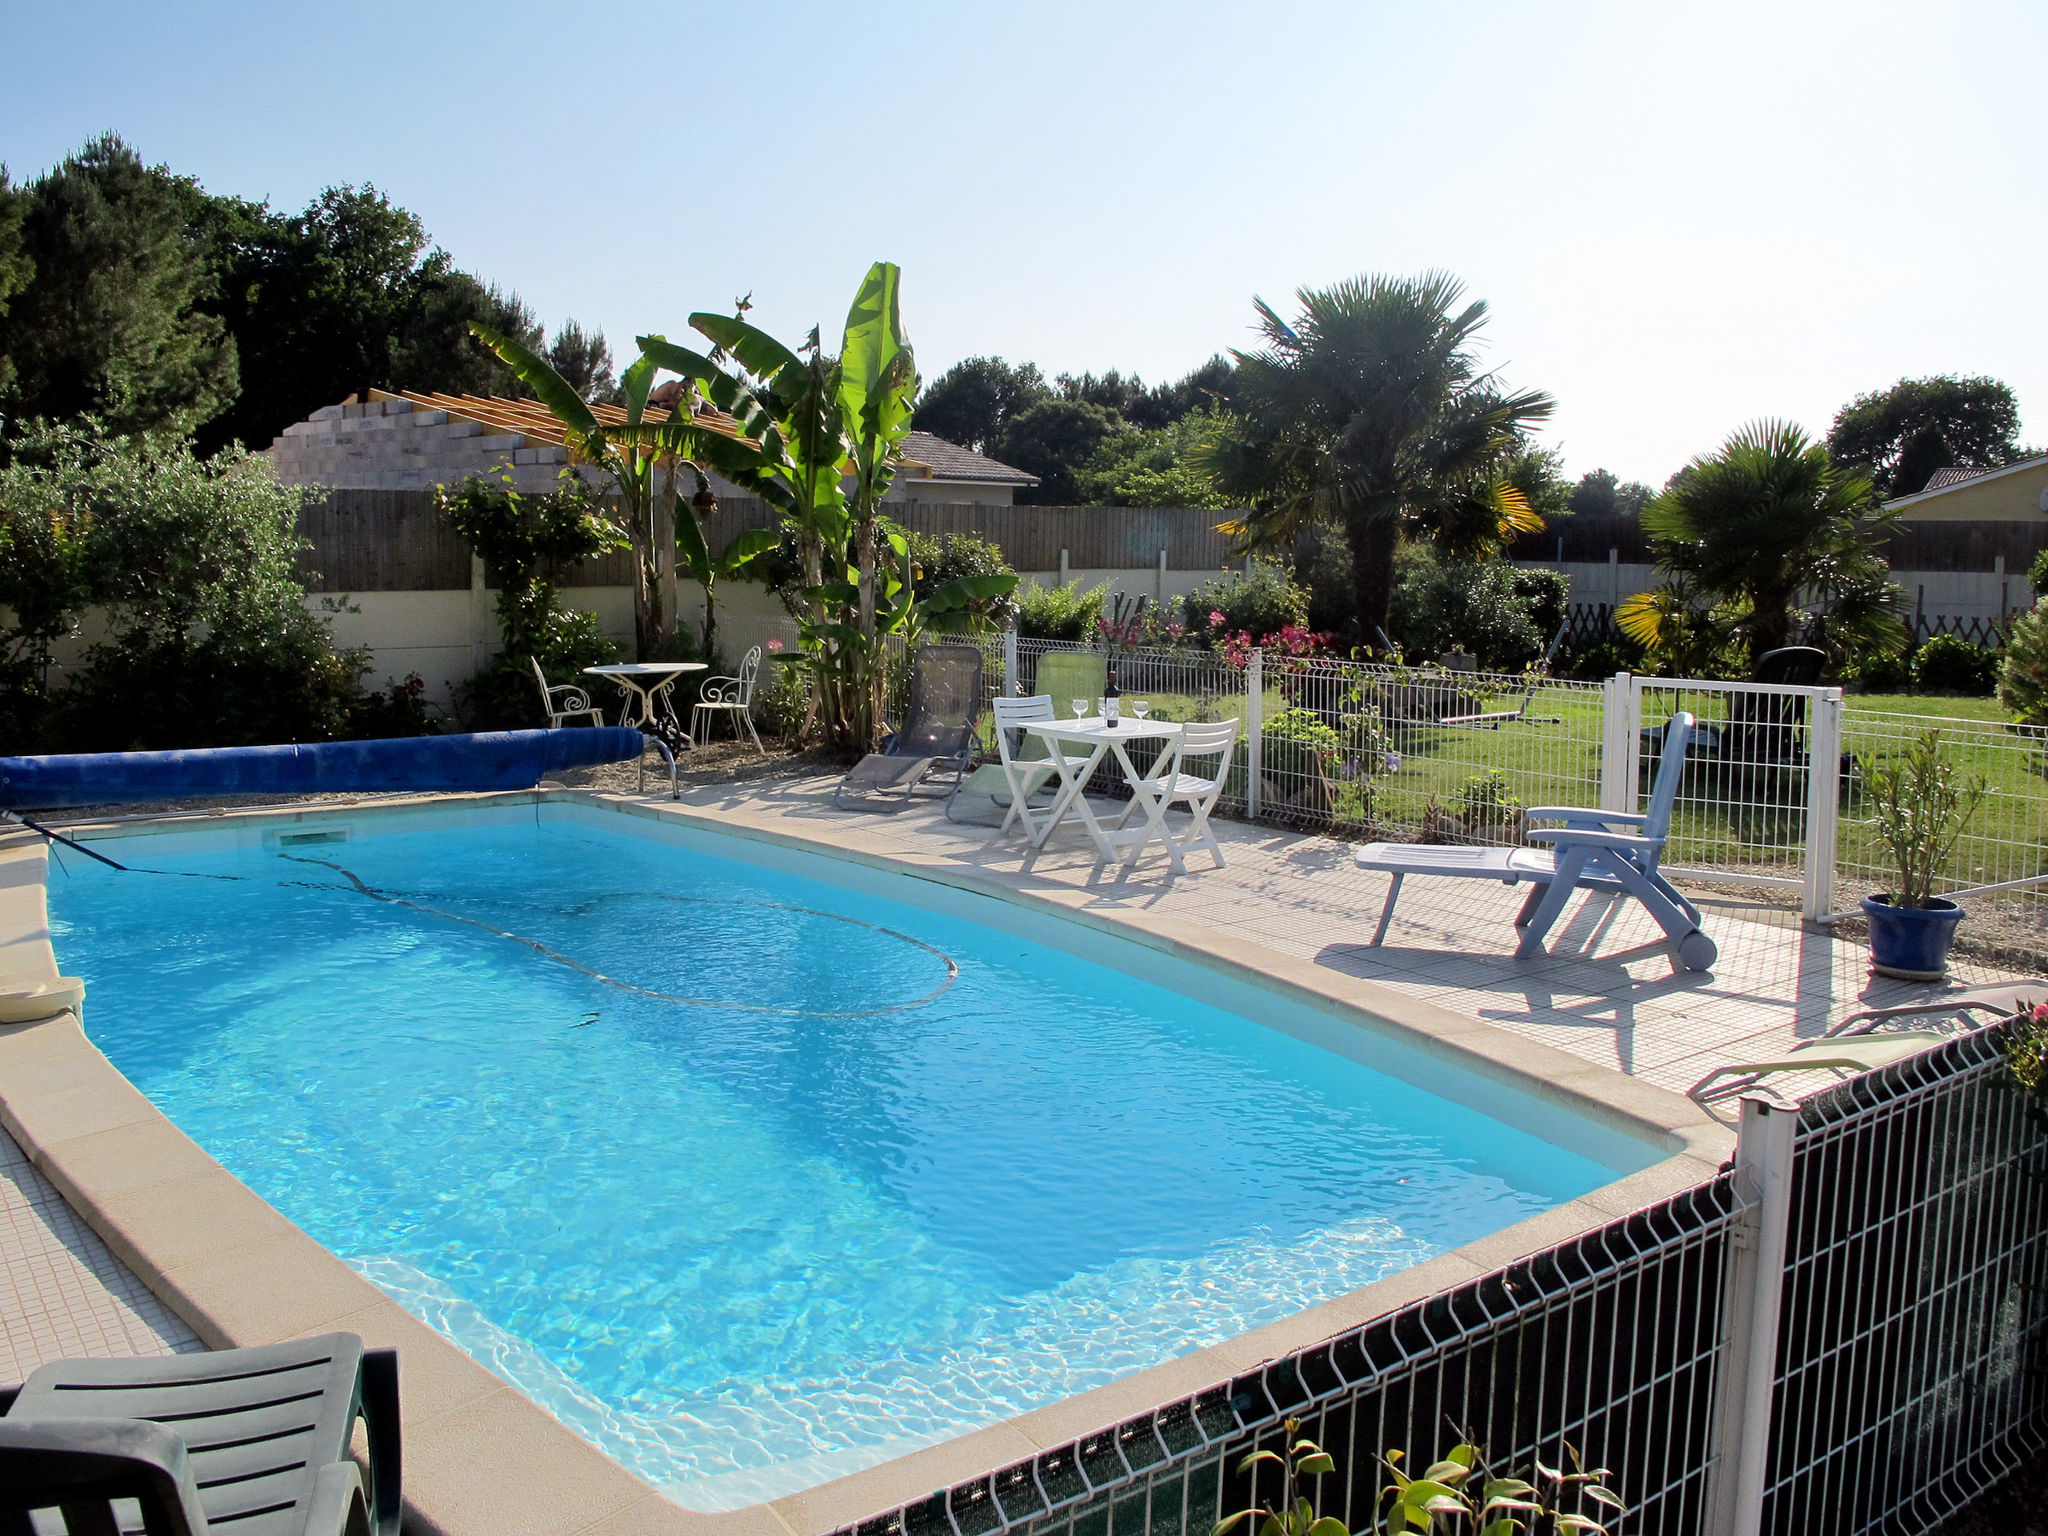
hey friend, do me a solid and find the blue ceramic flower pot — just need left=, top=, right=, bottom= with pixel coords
left=1862, top=894, right=1965, bottom=981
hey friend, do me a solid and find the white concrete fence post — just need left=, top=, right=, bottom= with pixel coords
left=1002, top=626, right=1019, bottom=697
left=1601, top=673, right=1634, bottom=814
left=1802, top=687, right=1844, bottom=922
left=1703, top=1097, right=1798, bottom=1536
left=1246, top=648, right=1264, bottom=822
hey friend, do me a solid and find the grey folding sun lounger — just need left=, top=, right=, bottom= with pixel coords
left=835, top=643, right=985, bottom=808
left=0, top=1331, right=400, bottom=1536
left=1687, top=1030, right=1950, bottom=1109
left=1823, top=979, right=2048, bottom=1036
left=1352, top=712, right=1717, bottom=971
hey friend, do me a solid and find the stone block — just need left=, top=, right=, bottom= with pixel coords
left=310, top=404, right=344, bottom=422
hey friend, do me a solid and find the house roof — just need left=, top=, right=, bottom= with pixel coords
left=366, top=392, right=1036, bottom=484
left=1886, top=453, right=2048, bottom=510
left=898, top=430, right=1039, bottom=486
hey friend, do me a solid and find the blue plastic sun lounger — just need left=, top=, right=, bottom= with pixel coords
left=1353, top=712, right=1717, bottom=971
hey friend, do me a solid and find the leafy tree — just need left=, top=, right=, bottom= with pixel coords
left=2, top=135, right=237, bottom=437
left=1195, top=271, right=1554, bottom=643
left=999, top=397, right=1119, bottom=503
left=912, top=355, right=1049, bottom=453
left=1075, top=405, right=1233, bottom=508
left=1567, top=466, right=1654, bottom=518
left=0, top=169, right=29, bottom=399
left=1503, top=444, right=1573, bottom=526
left=1618, top=420, right=1905, bottom=668
left=1827, top=375, right=2026, bottom=499
left=198, top=183, right=539, bottom=452
left=1057, top=358, right=1238, bottom=429
left=544, top=320, right=619, bottom=404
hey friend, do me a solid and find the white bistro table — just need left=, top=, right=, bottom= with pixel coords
left=583, top=662, right=706, bottom=742
left=1019, top=717, right=1187, bottom=866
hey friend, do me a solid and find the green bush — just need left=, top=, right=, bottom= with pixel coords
left=908, top=530, right=1018, bottom=630
left=1843, top=647, right=1913, bottom=692
left=753, top=652, right=811, bottom=741
left=1911, top=633, right=2000, bottom=695
left=2000, top=599, right=2048, bottom=723
left=1391, top=550, right=1568, bottom=671
left=2030, top=548, right=2048, bottom=599
left=1184, top=562, right=1309, bottom=640
left=459, top=608, right=622, bottom=730
left=0, top=420, right=404, bottom=751
left=1016, top=578, right=1107, bottom=641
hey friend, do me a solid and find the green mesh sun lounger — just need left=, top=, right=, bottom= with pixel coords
left=0, top=1331, right=400, bottom=1536
left=835, top=644, right=985, bottom=808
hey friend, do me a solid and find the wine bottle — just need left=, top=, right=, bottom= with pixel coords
left=1104, top=668, right=1121, bottom=727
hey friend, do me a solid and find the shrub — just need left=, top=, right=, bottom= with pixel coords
left=1184, top=562, right=1309, bottom=641
left=1911, top=633, right=2000, bottom=695
left=2031, top=547, right=2048, bottom=599
left=0, top=420, right=397, bottom=750
left=1391, top=550, right=1568, bottom=671
left=753, top=648, right=811, bottom=742
left=1843, top=646, right=1913, bottom=693
left=908, top=530, right=1018, bottom=630
left=1454, top=769, right=1525, bottom=837
left=459, top=607, right=622, bottom=730
left=1016, top=578, right=1107, bottom=642
left=2000, top=599, right=2048, bottom=723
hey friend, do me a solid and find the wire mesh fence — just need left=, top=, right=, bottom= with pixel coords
left=1768, top=1026, right=2048, bottom=1535
left=841, top=1177, right=1743, bottom=1536
left=824, top=1026, right=2046, bottom=1536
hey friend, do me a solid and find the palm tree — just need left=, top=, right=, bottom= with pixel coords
left=1196, top=272, right=1554, bottom=643
left=1619, top=420, right=1904, bottom=666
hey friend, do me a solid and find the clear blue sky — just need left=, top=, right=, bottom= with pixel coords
left=4, top=0, right=2041, bottom=485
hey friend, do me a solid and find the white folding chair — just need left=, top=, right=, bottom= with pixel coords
left=1119, top=718, right=1238, bottom=873
left=691, top=645, right=764, bottom=753
left=530, top=657, right=603, bottom=728
left=982, top=695, right=1088, bottom=839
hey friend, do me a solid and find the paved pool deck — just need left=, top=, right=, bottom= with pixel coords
left=651, top=770, right=2027, bottom=1098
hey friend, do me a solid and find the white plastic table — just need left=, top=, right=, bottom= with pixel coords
left=583, top=662, right=707, bottom=741
left=1019, top=717, right=1187, bottom=865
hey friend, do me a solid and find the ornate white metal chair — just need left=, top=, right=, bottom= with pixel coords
left=691, top=645, right=764, bottom=754
left=530, top=657, right=603, bottom=728
left=1118, top=717, right=1239, bottom=872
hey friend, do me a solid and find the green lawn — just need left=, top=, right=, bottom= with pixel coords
left=985, top=663, right=2045, bottom=894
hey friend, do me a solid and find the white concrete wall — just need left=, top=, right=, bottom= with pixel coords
left=1521, top=559, right=2034, bottom=633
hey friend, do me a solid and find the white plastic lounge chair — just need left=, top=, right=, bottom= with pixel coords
left=530, top=657, right=603, bottom=728
left=1437, top=621, right=1568, bottom=728
left=1118, top=718, right=1239, bottom=872
left=1823, top=980, right=2048, bottom=1036
left=0, top=1331, right=401, bottom=1536
left=1687, top=1031, right=1949, bottom=1108
left=691, top=645, right=765, bottom=754
left=1353, top=711, right=1717, bottom=971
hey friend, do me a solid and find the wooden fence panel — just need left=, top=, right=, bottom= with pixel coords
left=299, top=491, right=1243, bottom=591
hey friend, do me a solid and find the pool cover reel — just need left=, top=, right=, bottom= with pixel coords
left=0, top=728, right=655, bottom=808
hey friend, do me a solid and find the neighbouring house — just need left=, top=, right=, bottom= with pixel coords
left=263, top=390, right=1039, bottom=503
left=1885, top=455, right=2048, bottom=522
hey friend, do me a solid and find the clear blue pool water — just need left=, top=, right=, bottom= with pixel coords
left=48, top=811, right=1627, bottom=1508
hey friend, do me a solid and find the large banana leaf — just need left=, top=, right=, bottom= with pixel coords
left=836, top=263, right=917, bottom=503
left=673, top=489, right=712, bottom=585
left=634, top=335, right=785, bottom=456
left=470, top=323, right=604, bottom=456
left=715, top=527, right=781, bottom=577
left=620, top=352, right=657, bottom=428
left=689, top=314, right=804, bottom=384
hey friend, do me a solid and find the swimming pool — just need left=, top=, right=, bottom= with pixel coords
left=47, top=804, right=1647, bottom=1509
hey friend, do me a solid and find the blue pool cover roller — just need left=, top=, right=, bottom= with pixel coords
left=0, top=728, right=647, bottom=807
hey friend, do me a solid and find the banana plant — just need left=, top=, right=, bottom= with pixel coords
left=675, top=510, right=779, bottom=659
left=469, top=324, right=679, bottom=657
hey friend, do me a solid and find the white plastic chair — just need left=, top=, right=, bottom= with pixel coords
left=1119, top=718, right=1239, bottom=872
left=530, top=657, right=603, bottom=728
left=977, top=695, right=1088, bottom=838
left=691, top=645, right=764, bottom=753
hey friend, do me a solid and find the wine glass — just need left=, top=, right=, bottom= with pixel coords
left=1071, top=698, right=1089, bottom=721
left=1131, top=699, right=1151, bottom=724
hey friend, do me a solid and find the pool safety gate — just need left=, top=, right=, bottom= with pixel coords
left=833, top=1028, right=2047, bottom=1536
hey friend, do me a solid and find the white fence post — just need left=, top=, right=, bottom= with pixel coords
left=1703, top=1097, right=1798, bottom=1536
left=1803, top=687, right=1843, bottom=922
left=1601, top=673, right=1634, bottom=814
left=1246, top=648, right=1264, bottom=821
left=1002, top=626, right=1019, bottom=697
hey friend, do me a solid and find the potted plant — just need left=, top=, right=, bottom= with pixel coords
left=1857, top=729, right=1988, bottom=980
